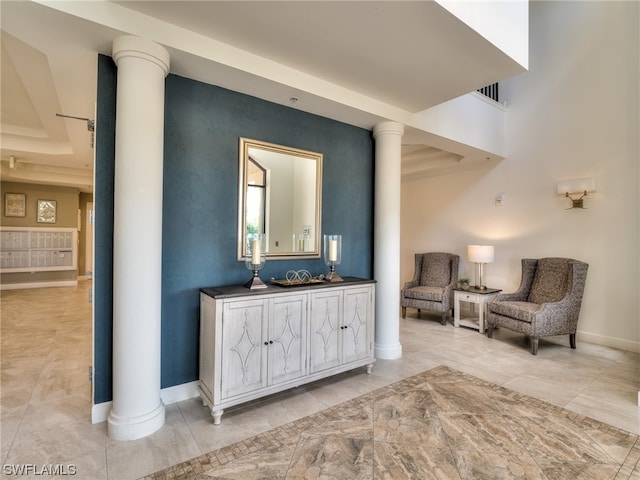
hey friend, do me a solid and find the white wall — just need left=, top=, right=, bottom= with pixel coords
left=436, top=0, right=528, bottom=70
left=401, top=1, right=639, bottom=352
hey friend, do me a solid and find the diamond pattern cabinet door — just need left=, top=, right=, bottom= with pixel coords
left=342, top=288, right=372, bottom=365
left=221, top=299, right=268, bottom=399
left=268, top=295, right=307, bottom=386
left=309, top=290, right=342, bottom=373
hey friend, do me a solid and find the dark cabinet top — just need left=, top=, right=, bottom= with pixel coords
left=201, top=276, right=375, bottom=299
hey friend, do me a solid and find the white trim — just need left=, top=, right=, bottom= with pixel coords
left=91, top=400, right=112, bottom=424
left=160, top=380, right=200, bottom=405
left=0, top=280, right=78, bottom=291
left=577, top=330, right=640, bottom=354
left=91, top=381, right=201, bottom=424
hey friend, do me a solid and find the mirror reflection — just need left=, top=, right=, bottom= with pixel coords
left=238, top=138, right=322, bottom=260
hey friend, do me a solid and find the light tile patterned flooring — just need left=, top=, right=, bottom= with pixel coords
left=147, top=366, right=640, bottom=480
left=1, top=280, right=639, bottom=479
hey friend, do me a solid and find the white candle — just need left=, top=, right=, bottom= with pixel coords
left=328, top=239, right=337, bottom=262
left=251, top=239, right=261, bottom=265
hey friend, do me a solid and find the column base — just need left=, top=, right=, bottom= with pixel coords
left=108, top=402, right=165, bottom=441
left=374, top=342, right=402, bottom=360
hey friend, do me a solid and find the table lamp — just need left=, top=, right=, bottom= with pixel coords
left=467, top=245, right=494, bottom=290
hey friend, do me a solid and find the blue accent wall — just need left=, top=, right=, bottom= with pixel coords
left=95, top=55, right=374, bottom=402
left=94, top=56, right=116, bottom=403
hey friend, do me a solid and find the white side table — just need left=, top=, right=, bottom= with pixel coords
left=454, top=287, right=501, bottom=333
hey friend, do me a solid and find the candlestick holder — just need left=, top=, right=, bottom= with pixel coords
left=244, top=233, right=267, bottom=289
left=323, top=234, right=343, bottom=282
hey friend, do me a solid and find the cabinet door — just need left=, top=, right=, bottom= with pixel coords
left=309, top=290, right=342, bottom=373
left=268, top=295, right=307, bottom=385
left=342, top=287, right=372, bottom=364
left=221, top=299, right=267, bottom=399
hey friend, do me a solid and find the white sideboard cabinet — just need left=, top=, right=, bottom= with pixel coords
left=199, top=277, right=375, bottom=425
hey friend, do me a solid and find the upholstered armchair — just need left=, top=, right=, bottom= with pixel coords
left=487, top=257, right=589, bottom=355
left=401, top=252, right=459, bottom=325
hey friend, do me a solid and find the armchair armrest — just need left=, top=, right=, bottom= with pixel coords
left=492, top=291, right=528, bottom=302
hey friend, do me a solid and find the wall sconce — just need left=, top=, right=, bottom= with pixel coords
left=556, top=178, right=596, bottom=209
left=467, top=245, right=494, bottom=290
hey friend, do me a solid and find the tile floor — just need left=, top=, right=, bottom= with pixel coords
left=147, top=366, right=640, bottom=480
left=1, top=280, right=639, bottom=479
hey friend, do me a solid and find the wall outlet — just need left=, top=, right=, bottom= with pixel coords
left=495, top=192, right=505, bottom=206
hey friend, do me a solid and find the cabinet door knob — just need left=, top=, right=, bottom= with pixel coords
left=269, top=340, right=274, bottom=344
left=264, top=341, right=269, bottom=345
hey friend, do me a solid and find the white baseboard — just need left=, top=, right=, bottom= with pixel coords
left=0, top=280, right=78, bottom=291
left=91, top=400, right=112, bottom=424
left=160, top=380, right=200, bottom=405
left=91, top=381, right=201, bottom=424
left=577, top=330, right=640, bottom=354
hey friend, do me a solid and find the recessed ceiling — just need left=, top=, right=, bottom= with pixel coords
left=0, top=1, right=525, bottom=191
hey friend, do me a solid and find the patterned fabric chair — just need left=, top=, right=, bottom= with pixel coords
left=401, top=252, right=459, bottom=325
left=487, top=257, right=589, bottom=355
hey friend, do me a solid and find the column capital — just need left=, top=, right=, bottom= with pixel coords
left=372, top=121, right=404, bottom=139
left=113, top=35, right=170, bottom=77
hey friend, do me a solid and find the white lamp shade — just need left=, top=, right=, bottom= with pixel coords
left=467, top=245, right=494, bottom=263
left=556, top=177, right=596, bottom=195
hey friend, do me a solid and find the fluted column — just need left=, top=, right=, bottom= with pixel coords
left=108, top=36, right=170, bottom=441
left=372, top=122, right=404, bottom=360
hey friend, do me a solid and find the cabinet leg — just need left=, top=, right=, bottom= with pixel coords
left=211, top=409, right=224, bottom=425
left=202, top=399, right=208, bottom=407
left=366, top=363, right=373, bottom=375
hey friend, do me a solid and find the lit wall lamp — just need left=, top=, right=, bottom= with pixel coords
left=556, top=178, right=596, bottom=209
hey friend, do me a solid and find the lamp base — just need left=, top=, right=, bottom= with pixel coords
left=325, top=266, right=343, bottom=282
left=473, top=285, right=487, bottom=290
left=244, top=272, right=267, bottom=289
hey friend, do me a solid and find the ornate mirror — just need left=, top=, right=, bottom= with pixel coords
left=237, top=138, right=323, bottom=260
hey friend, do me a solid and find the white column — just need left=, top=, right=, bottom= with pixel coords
left=372, top=122, right=404, bottom=360
left=108, top=36, right=170, bottom=441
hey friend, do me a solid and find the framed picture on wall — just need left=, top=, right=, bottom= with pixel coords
left=37, top=199, right=57, bottom=223
left=5, top=193, right=26, bottom=217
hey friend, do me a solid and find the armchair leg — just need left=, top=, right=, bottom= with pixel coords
left=440, top=312, right=447, bottom=326
left=531, top=337, right=539, bottom=355
left=487, top=324, right=494, bottom=338
left=570, top=333, right=576, bottom=349
left=401, top=307, right=406, bottom=319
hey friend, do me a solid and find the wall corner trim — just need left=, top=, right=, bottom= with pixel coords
left=91, top=381, right=201, bottom=424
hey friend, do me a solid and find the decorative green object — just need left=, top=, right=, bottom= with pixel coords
left=458, top=278, right=470, bottom=290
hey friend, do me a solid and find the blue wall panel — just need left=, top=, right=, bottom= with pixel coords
left=95, top=55, right=374, bottom=400
left=94, top=56, right=116, bottom=404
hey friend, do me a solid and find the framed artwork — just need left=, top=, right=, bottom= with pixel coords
left=37, top=200, right=57, bottom=223
left=5, top=193, right=26, bottom=217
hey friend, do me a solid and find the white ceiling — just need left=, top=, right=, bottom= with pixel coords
left=0, top=1, right=524, bottom=192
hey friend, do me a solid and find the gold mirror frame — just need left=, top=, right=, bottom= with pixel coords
left=237, top=138, right=323, bottom=260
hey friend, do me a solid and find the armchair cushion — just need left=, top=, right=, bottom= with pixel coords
left=488, top=300, right=541, bottom=324
left=528, top=258, right=570, bottom=304
left=419, top=253, right=453, bottom=287
left=403, top=285, right=445, bottom=302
